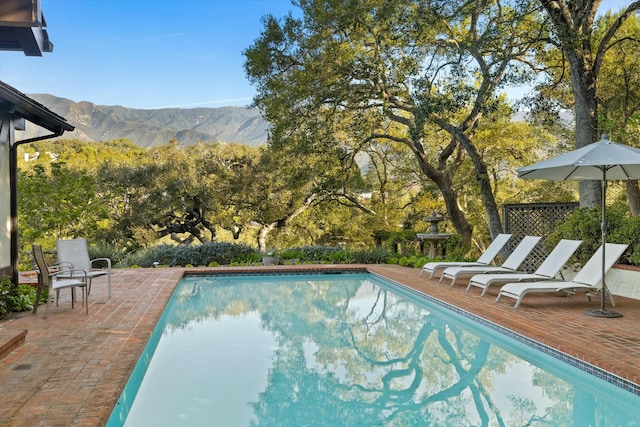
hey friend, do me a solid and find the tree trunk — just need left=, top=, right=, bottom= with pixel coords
left=540, top=0, right=607, bottom=208
left=453, top=131, right=504, bottom=239
left=540, top=0, right=640, bottom=209
left=568, top=53, right=601, bottom=207
left=413, top=153, right=474, bottom=244
left=626, top=180, right=640, bottom=216
left=439, top=185, right=474, bottom=244
left=257, top=223, right=276, bottom=253
left=477, top=168, right=504, bottom=240
left=255, top=194, right=318, bottom=252
left=231, top=225, right=242, bottom=240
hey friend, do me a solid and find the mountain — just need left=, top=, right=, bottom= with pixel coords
left=21, top=94, right=270, bottom=147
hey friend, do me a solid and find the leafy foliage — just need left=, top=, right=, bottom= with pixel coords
left=546, top=206, right=639, bottom=266
left=535, top=1, right=640, bottom=207
left=387, top=255, right=426, bottom=269
left=284, top=246, right=348, bottom=263
left=350, top=247, right=390, bottom=264
left=87, top=241, right=122, bottom=268
left=244, top=0, right=554, bottom=243
left=18, top=163, right=108, bottom=254
left=121, top=242, right=258, bottom=267
left=116, top=243, right=403, bottom=267
left=0, top=277, right=36, bottom=318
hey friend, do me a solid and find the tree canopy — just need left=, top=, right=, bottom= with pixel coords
left=244, top=0, right=562, bottom=242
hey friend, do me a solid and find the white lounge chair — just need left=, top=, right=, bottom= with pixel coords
left=466, top=239, right=582, bottom=296
left=496, top=243, right=628, bottom=309
left=440, top=236, right=542, bottom=286
left=56, top=238, right=112, bottom=297
left=420, top=233, right=512, bottom=279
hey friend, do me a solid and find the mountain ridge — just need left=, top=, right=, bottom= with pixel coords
left=21, top=94, right=269, bottom=147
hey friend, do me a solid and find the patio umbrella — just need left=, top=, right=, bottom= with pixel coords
left=517, top=134, right=640, bottom=318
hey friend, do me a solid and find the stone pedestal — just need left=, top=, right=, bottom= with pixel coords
left=416, top=233, right=452, bottom=258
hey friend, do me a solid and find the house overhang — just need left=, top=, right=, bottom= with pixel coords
left=0, top=80, right=73, bottom=137
left=0, top=0, right=52, bottom=56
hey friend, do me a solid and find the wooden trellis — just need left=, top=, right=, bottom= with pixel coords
left=502, top=202, right=579, bottom=272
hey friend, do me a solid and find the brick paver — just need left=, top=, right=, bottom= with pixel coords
left=1, top=264, right=639, bottom=425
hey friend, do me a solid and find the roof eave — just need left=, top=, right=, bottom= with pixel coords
left=0, top=80, right=74, bottom=134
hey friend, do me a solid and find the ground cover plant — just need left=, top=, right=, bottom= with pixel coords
left=0, top=276, right=38, bottom=318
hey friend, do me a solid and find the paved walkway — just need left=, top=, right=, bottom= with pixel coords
left=1, top=265, right=640, bottom=425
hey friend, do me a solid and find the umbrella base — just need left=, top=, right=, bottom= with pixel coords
left=585, top=309, right=623, bottom=318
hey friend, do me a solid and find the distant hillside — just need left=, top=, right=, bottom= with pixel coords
left=21, top=94, right=269, bottom=147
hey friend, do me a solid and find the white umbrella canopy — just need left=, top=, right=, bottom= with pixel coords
left=517, top=135, right=640, bottom=181
left=516, top=134, right=640, bottom=318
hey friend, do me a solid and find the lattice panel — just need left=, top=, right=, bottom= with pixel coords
left=503, top=202, right=579, bottom=272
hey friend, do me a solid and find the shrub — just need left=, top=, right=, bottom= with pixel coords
left=284, top=246, right=345, bottom=262
left=88, top=241, right=123, bottom=268
left=276, top=249, right=307, bottom=261
left=547, top=206, right=640, bottom=266
left=351, top=247, right=390, bottom=264
left=120, top=242, right=259, bottom=267
left=327, top=250, right=353, bottom=264
left=118, top=242, right=427, bottom=267
left=440, top=234, right=469, bottom=260
left=396, top=255, right=430, bottom=268
left=0, top=276, right=36, bottom=318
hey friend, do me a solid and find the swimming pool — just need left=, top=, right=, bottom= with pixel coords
left=107, top=272, right=640, bottom=426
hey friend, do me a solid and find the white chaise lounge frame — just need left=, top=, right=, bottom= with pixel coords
left=465, top=239, right=582, bottom=296
left=496, top=243, right=628, bottom=309
left=439, top=236, right=542, bottom=287
left=419, top=234, right=512, bottom=279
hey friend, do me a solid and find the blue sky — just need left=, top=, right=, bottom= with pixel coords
left=0, top=0, right=632, bottom=110
left=0, top=0, right=298, bottom=109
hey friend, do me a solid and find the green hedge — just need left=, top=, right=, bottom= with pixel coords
left=546, top=206, right=640, bottom=266
left=120, top=242, right=259, bottom=267
left=118, top=243, right=400, bottom=267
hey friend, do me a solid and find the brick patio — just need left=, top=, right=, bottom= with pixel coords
left=1, top=264, right=640, bottom=425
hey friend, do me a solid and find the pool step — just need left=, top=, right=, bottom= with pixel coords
left=0, top=329, right=27, bottom=362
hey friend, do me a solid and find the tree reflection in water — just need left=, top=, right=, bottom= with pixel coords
left=155, top=274, right=640, bottom=426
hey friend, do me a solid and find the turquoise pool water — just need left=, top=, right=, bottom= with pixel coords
left=107, top=272, right=640, bottom=426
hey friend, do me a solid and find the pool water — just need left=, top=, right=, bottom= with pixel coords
left=107, top=272, right=640, bottom=426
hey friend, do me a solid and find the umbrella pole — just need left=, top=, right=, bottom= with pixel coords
left=586, top=175, right=622, bottom=318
